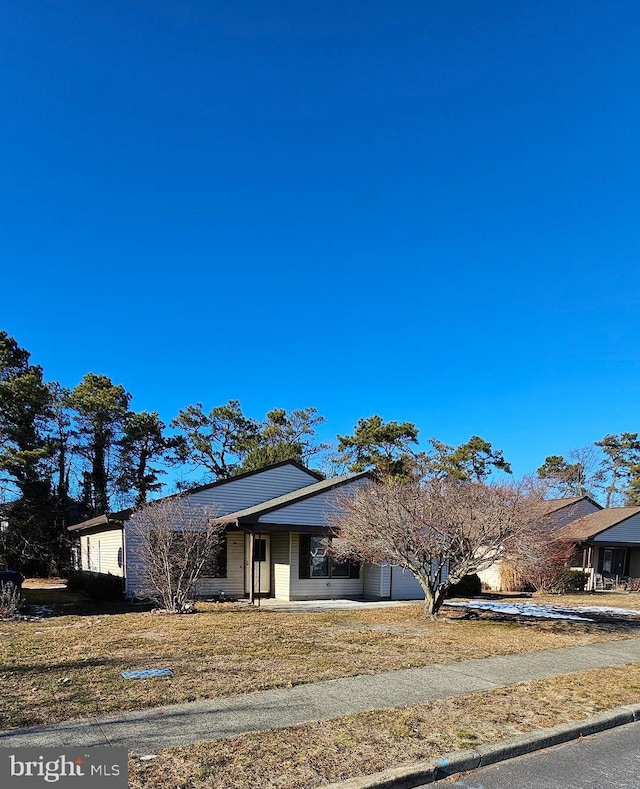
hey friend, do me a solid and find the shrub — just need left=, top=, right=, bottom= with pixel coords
left=67, top=570, right=123, bottom=601
left=550, top=570, right=587, bottom=594
left=0, top=584, right=23, bottom=618
left=626, top=578, right=640, bottom=592
left=66, top=569, right=85, bottom=590
left=447, top=573, right=482, bottom=598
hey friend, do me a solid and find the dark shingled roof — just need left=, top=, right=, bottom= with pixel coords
left=67, top=509, right=132, bottom=532
left=556, top=506, right=640, bottom=542
left=541, top=495, right=602, bottom=516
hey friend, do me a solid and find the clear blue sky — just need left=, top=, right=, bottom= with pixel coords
left=2, top=0, right=639, bottom=478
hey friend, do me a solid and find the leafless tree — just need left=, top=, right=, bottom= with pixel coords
left=128, top=496, right=225, bottom=612
left=503, top=522, right=577, bottom=592
left=501, top=476, right=580, bottom=591
left=328, top=477, right=544, bottom=618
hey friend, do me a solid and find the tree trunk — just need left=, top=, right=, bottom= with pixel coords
left=420, top=580, right=446, bottom=619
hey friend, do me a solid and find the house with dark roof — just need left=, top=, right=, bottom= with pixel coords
left=557, top=506, right=640, bottom=589
left=477, top=495, right=603, bottom=591
left=68, top=460, right=424, bottom=602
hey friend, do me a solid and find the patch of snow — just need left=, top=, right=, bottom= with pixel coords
left=550, top=604, right=640, bottom=617
left=444, top=600, right=594, bottom=621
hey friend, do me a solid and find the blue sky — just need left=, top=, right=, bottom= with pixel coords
left=2, top=0, right=639, bottom=478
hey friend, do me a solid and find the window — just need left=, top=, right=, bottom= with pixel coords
left=203, top=537, right=227, bottom=578
left=148, top=530, right=228, bottom=579
left=253, top=537, right=267, bottom=563
left=299, top=535, right=360, bottom=579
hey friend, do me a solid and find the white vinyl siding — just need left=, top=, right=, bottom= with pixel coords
left=271, top=533, right=291, bottom=600
left=126, top=530, right=244, bottom=601
left=124, top=463, right=317, bottom=598
left=258, top=479, right=367, bottom=526
left=80, top=528, right=124, bottom=577
left=477, top=562, right=503, bottom=591
left=363, top=563, right=390, bottom=598
left=188, top=464, right=319, bottom=516
left=289, top=533, right=364, bottom=600
left=195, top=533, right=245, bottom=598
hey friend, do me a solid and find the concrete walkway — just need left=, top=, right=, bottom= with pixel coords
left=2, top=639, right=640, bottom=753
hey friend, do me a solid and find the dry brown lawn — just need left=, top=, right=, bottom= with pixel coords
left=128, top=662, right=640, bottom=789
left=1, top=586, right=638, bottom=731
left=530, top=591, right=640, bottom=611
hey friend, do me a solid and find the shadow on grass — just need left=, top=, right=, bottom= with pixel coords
left=0, top=657, right=123, bottom=675
left=21, top=587, right=152, bottom=618
left=470, top=610, right=640, bottom=633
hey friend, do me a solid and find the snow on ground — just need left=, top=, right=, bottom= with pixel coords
left=445, top=599, right=640, bottom=621
left=444, top=600, right=596, bottom=621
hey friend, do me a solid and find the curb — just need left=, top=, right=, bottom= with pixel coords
left=322, top=702, right=640, bottom=788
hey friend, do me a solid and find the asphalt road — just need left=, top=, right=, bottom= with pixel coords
left=438, top=722, right=640, bottom=789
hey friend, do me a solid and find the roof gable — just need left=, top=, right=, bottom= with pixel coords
left=557, top=506, right=640, bottom=542
left=212, top=472, right=370, bottom=525
left=542, top=495, right=602, bottom=515
left=68, top=460, right=324, bottom=531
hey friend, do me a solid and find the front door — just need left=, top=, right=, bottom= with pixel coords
left=245, top=534, right=270, bottom=596
left=598, top=547, right=628, bottom=578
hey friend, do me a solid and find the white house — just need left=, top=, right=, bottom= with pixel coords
left=68, top=460, right=424, bottom=602
left=476, top=495, right=603, bottom=591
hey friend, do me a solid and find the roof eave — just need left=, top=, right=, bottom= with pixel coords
left=67, top=514, right=126, bottom=532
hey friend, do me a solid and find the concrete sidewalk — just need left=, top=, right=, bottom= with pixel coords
left=2, top=639, right=640, bottom=753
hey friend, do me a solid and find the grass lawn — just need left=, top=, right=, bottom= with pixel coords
left=529, top=591, right=640, bottom=611
left=128, top=662, right=640, bottom=789
left=1, top=586, right=638, bottom=730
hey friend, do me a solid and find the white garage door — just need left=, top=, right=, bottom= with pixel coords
left=390, top=566, right=424, bottom=600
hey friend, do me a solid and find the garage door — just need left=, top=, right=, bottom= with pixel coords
left=390, top=566, right=424, bottom=600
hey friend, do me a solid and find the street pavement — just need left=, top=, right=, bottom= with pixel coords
left=439, top=721, right=640, bottom=789
left=1, top=638, right=640, bottom=753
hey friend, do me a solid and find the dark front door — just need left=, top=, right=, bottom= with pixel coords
left=598, top=548, right=629, bottom=578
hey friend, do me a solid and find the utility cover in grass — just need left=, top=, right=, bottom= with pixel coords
left=121, top=668, right=174, bottom=679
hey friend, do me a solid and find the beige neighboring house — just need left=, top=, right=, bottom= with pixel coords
left=477, top=495, right=603, bottom=592
left=557, top=506, right=640, bottom=590
left=68, top=460, right=425, bottom=603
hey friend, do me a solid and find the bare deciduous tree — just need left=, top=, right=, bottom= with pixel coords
left=503, top=524, right=577, bottom=592
left=128, top=497, right=225, bottom=612
left=328, top=477, right=544, bottom=618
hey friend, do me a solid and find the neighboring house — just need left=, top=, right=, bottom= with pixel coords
left=557, top=506, right=640, bottom=590
left=477, top=495, right=603, bottom=591
left=68, top=460, right=424, bottom=602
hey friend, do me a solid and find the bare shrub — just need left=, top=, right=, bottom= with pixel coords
left=0, top=584, right=23, bottom=618
left=505, top=517, right=577, bottom=592
left=128, top=497, right=224, bottom=612
left=499, top=561, right=526, bottom=592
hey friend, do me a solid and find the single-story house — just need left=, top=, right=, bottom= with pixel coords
left=557, top=506, right=640, bottom=590
left=68, top=460, right=424, bottom=602
left=477, top=495, right=603, bottom=591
